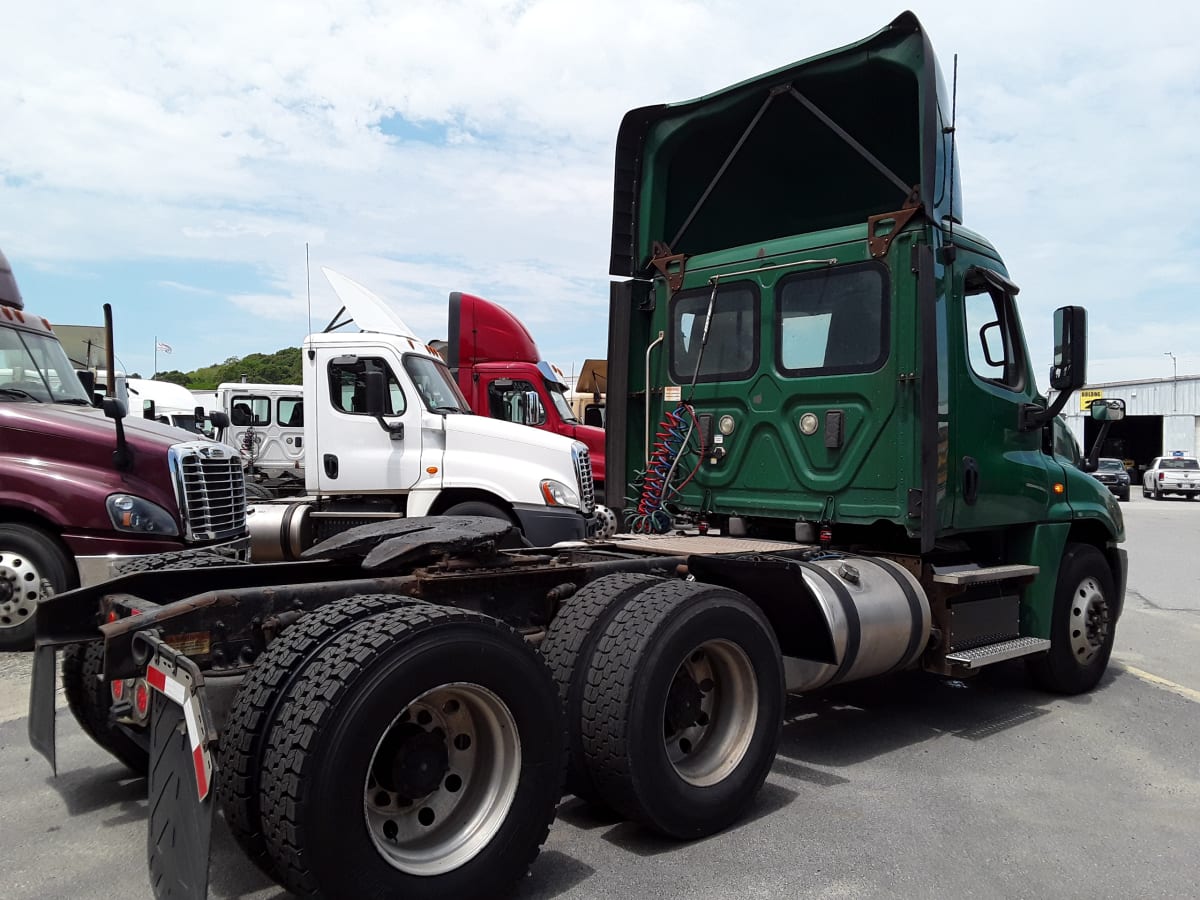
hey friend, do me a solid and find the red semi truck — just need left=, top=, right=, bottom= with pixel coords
left=441, top=291, right=606, bottom=491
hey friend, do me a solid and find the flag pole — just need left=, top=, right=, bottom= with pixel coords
left=153, top=335, right=157, bottom=379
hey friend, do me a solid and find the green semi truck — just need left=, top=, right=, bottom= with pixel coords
left=28, top=12, right=1125, bottom=900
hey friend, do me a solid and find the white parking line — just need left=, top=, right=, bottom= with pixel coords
left=1118, top=662, right=1200, bottom=705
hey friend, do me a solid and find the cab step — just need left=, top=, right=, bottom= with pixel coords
left=945, top=636, right=1051, bottom=669
left=931, top=563, right=1039, bottom=585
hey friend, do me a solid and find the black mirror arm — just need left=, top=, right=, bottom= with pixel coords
left=375, top=418, right=404, bottom=441
left=1019, top=388, right=1072, bottom=432
left=1080, top=420, right=1113, bottom=473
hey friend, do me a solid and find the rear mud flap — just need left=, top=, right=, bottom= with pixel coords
left=28, top=644, right=57, bottom=774
left=139, top=634, right=217, bottom=900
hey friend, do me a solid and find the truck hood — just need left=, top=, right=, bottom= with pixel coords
left=443, top=412, right=580, bottom=454
left=0, top=401, right=198, bottom=454
left=610, top=10, right=960, bottom=276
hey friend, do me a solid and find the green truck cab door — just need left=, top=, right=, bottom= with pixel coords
left=948, top=253, right=1052, bottom=530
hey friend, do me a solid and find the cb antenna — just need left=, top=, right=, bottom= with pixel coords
left=944, top=53, right=959, bottom=256
left=305, top=242, right=313, bottom=336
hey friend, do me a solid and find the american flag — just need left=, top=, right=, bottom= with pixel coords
left=156, top=341, right=172, bottom=354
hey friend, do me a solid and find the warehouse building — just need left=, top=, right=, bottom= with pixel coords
left=1061, top=375, right=1200, bottom=484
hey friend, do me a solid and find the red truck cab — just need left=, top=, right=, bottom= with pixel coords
left=444, top=292, right=605, bottom=489
left=0, top=248, right=248, bottom=649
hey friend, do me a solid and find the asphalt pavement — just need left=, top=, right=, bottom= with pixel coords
left=2, top=491, right=1198, bottom=899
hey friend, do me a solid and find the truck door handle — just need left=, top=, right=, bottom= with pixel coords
left=962, top=456, right=979, bottom=505
left=324, top=454, right=339, bottom=479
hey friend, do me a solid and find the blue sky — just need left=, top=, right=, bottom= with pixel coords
left=2, top=1, right=1198, bottom=385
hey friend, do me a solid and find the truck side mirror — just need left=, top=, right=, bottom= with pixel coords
left=143, top=399, right=156, bottom=420
left=102, top=398, right=134, bottom=471
left=363, top=369, right=404, bottom=441
left=1090, top=398, right=1125, bottom=422
left=1081, top=398, right=1126, bottom=472
left=1049, top=306, right=1087, bottom=392
left=77, top=370, right=97, bottom=404
left=524, top=390, right=546, bottom=426
left=210, top=410, right=230, bottom=429
left=364, top=369, right=387, bottom=416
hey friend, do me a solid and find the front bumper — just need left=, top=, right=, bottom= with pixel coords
left=511, top=503, right=590, bottom=547
left=75, top=536, right=251, bottom=587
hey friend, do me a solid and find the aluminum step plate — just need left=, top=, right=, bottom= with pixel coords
left=945, top=636, right=1051, bottom=668
left=931, top=564, right=1040, bottom=585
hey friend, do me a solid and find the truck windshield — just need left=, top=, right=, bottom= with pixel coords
left=0, top=327, right=93, bottom=404
left=545, top=382, right=579, bottom=424
left=403, top=355, right=471, bottom=413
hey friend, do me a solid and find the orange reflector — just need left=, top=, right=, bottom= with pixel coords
left=1, top=307, right=11, bottom=319
left=426, top=466, right=438, bottom=475
left=41, top=318, right=51, bottom=330
left=1053, top=482, right=1065, bottom=494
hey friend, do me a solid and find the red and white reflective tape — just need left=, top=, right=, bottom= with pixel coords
left=146, top=662, right=213, bottom=801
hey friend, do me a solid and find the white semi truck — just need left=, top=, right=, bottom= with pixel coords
left=245, top=269, right=599, bottom=559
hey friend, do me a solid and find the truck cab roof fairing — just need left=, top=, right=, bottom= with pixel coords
left=609, top=11, right=961, bottom=277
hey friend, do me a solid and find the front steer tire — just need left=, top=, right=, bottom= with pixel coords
left=258, top=604, right=565, bottom=900
left=218, top=593, right=411, bottom=878
left=581, top=581, right=783, bottom=839
left=1026, top=543, right=1118, bottom=695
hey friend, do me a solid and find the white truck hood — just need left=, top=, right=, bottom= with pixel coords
left=443, top=411, right=579, bottom=453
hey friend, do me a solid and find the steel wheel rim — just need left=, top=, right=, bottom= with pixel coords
left=662, top=639, right=758, bottom=787
left=1068, top=576, right=1110, bottom=664
left=363, top=682, right=521, bottom=876
left=0, top=549, right=46, bottom=631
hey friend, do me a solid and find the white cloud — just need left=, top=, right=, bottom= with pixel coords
left=0, top=0, right=1198, bottom=379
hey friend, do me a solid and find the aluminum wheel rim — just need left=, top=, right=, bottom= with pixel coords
left=0, top=550, right=46, bottom=631
left=662, top=639, right=758, bottom=787
left=364, top=682, right=520, bottom=876
left=1068, top=575, right=1110, bottom=664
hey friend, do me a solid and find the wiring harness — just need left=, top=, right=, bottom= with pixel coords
left=626, top=403, right=703, bottom=534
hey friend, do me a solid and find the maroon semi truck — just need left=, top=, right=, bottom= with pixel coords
left=442, top=291, right=606, bottom=490
left=0, top=248, right=249, bottom=649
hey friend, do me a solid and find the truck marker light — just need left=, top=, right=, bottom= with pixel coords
left=426, top=466, right=439, bottom=475
left=106, top=610, right=118, bottom=623
left=41, top=318, right=51, bottom=330
left=13, top=309, right=23, bottom=323
left=135, top=681, right=149, bottom=716
left=719, top=415, right=736, bottom=435
left=1053, top=483, right=1065, bottom=494
left=1, top=307, right=10, bottom=320
left=800, top=413, right=819, bottom=435
left=111, top=679, right=125, bottom=701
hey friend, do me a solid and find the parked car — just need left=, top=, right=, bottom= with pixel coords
left=1142, top=456, right=1200, bottom=500
left=1091, top=457, right=1130, bottom=501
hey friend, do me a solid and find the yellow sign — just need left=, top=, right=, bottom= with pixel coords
left=1079, top=388, right=1103, bottom=411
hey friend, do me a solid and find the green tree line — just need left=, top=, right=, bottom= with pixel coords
left=155, top=347, right=301, bottom=389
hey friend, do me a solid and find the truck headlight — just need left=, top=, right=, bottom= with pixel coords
left=106, top=494, right=179, bottom=536
left=540, top=479, right=580, bottom=509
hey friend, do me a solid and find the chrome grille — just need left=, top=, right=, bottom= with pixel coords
left=169, top=442, right=248, bottom=542
left=572, top=442, right=596, bottom=514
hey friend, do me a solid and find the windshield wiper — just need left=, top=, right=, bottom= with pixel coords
left=431, top=405, right=467, bottom=414
left=0, top=387, right=41, bottom=401
left=56, top=398, right=95, bottom=406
